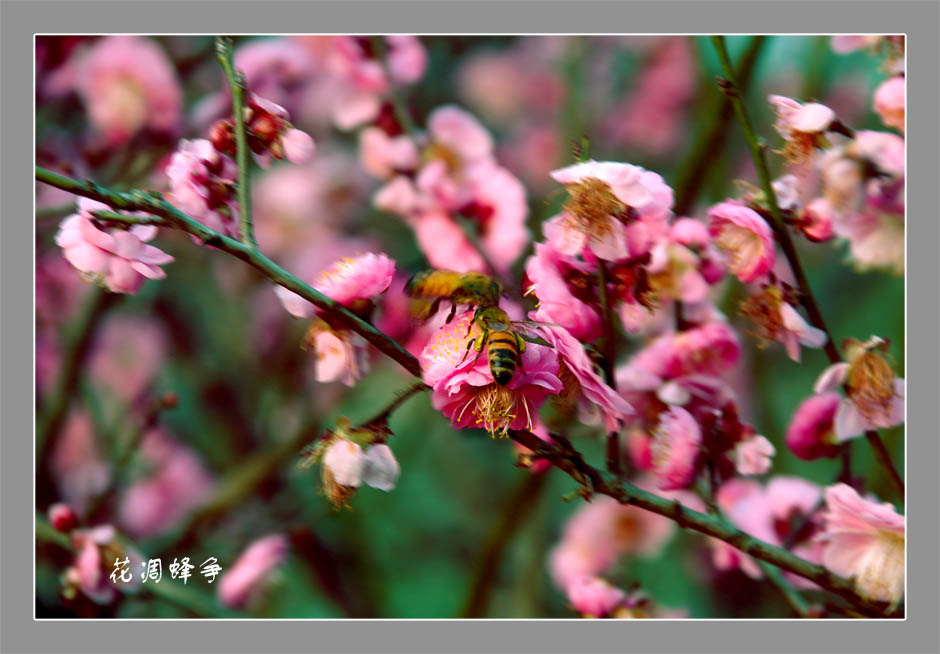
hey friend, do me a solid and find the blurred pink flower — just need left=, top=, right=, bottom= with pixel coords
left=786, top=392, right=843, bottom=460
left=118, top=430, right=215, bottom=539
left=420, top=310, right=562, bottom=437
left=358, top=126, right=420, bottom=179
left=830, top=35, right=884, bottom=54
left=536, top=325, right=633, bottom=431
left=707, top=201, right=775, bottom=283
left=304, top=323, right=369, bottom=387
left=732, top=433, right=775, bottom=476
left=768, top=95, right=836, bottom=164
left=873, top=76, right=905, bottom=133
left=548, top=160, right=673, bottom=261
left=64, top=525, right=143, bottom=604
left=426, top=104, right=494, bottom=165
left=235, top=38, right=316, bottom=115
left=411, top=210, right=488, bottom=274
left=819, top=483, right=904, bottom=604
left=55, top=199, right=174, bottom=294
left=218, top=534, right=290, bottom=609
left=549, top=493, right=675, bottom=593
left=567, top=577, right=626, bottom=618
left=88, top=316, right=167, bottom=404
left=524, top=243, right=602, bottom=341
left=165, top=138, right=240, bottom=239
left=799, top=198, right=837, bottom=242
left=74, top=36, right=182, bottom=146
left=650, top=406, right=702, bottom=491
left=51, top=411, right=109, bottom=515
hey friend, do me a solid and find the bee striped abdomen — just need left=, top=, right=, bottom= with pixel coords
left=487, top=333, right=519, bottom=385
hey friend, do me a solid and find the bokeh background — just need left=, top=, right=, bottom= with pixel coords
left=35, top=35, right=903, bottom=618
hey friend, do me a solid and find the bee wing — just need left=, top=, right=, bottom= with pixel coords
left=510, top=320, right=556, bottom=347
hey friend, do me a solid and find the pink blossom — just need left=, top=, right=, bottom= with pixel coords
left=65, top=525, right=142, bottom=604
left=466, top=162, right=530, bottom=274
left=118, top=430, right=215, bottom=539
left=625, top=429, right=655, bottom=471
left=814, top=351, right=904, bottom=441
left=567, top=577, right=626, bottom=618
left=218, top=534, right=290, bottom=608
left=778, top=302, right=828, bottom=362
left=88, top=316, right=167, bottom=404
left=74, top=36, right=182, bottom=146
left=536, top=325, right=633, bottom=431
left=359, top=127, right=420, bottom=179
left=707, top=201, right=775, bottom=283
left=410, top=210, right=487, bottom=274
left=524, top=243, right=602, bottom=341
left=51, top=411, right=109, bottom=515
left=768, top=94, right=836, bottom=163
left=874, top=76, right=905, bottom=133
left=426, top=105, right=494, bottom=166
left=830, top=35, right=886, bottom=54
left=275, top=252, right=395, bottom=319
left=165, top=139, right=240, bottom=239
left=733, top=434, right=775, bottom=476
left=800, top=198, right=836, bottom=242
left=548, top=160, right=673, bottom=261
left=549, top=493, right=675, bottom=592
left=281, top=128, right=316, bottom=164
left=421, top=311, right=562, bottom=437
left=650, top=406, right=702, bottom=490
left=55, top=199, right=174, bottom=294
left=305, top=324, right=369, bottom=387
left=786, top=393, right=843, bottom=460
left=234, top=38, right=315, bottom=117
left=819, top=483, right=904, bottom=604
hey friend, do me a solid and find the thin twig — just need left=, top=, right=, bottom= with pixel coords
left=710, top=36, right=904, bottom=502
left=215, top=36, right=256, bottom=247
left=35, top=167, right=423, bottom=379
left=361, top=381, right=430, bottom=428
left=596, top=262, right=621, bottom=478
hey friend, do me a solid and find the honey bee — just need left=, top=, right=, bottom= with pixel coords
left=406, top=269, right=548, bottom=385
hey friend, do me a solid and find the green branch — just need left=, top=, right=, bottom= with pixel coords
left=216, top=36, right=256, bottom=247
left=35, top=167, right=423, bottom=379
left=710, top=36, right=904, bottom=502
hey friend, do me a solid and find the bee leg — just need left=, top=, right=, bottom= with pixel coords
left=458, top=337, right=476, bottom=365
left=515, top=332, right=526, bottom=374
left=445, top=302, right=456, bottom=324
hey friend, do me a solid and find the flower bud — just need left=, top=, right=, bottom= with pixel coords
left=209, top=119, right=236, bottom=157
left=49, top=503, right=78, bottom=533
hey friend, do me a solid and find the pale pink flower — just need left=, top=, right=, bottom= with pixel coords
left=536, top=325, right=633, bottom=431
left=786, top=392, right=843, bottom=460
left=118, top=430, right=215, bottom=539
left=426, top=104, right=494, bottom=166
left=831, top=35, right=883, bottom=54
left=466, top=162, right=530, bottom=274
left=733, top=433, right=775, bottom=476
left=55, top=199, right=174, bottom=294
left=51, top=411, right=109, bottom=515
left=410, top=210, right=487, bottom=274
left=524, top=243, right=602, bottom=341
left=779, top=302, right=829, bottom=362
left=218, top=534, right=290, bottom=609
left=768, top=94, right=836, bottom=163
left=458, top=50, right=530, bottom=125
left=548, top=160, right=673, bottom=261
left=814, top=344, right=904, bottom=441
left=707, top=201, right=775, bottom=283
left=567, top=577, right=627, bottom=618
left=819, top=483, right=904, bottom=604
left=275, top=252, right=395, bottom=318
left=305, top=324, right=369, bottom=387
left=322, top=440, right=400, bottom=491
left=88, top=316, right=167, bottom=404
left=165, top=138, right=240, bottom=238
left=359, top=126, right=420, bottom=179
left=874, top=76, right=905, bottom=133
left=650, top=406, right=702, bottom=490
left=421, top=311, right=562, bottom=437
left=64, top=525, right=142, bottom=604
left=74, top=36, right=182, bottom=146
left=800, top=198, right=836, bottom=242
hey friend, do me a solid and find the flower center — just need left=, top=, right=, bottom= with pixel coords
left=714, top=224, right=763, bottom=275
left=846, top=350, right=897, bottom=420
left=739, top=285, right=785, bottom=347
left=474, top=383, right=520, bottom=437
left=562, top=177, right=627, bottom=239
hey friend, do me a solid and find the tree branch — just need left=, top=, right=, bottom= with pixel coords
left=35, top=167, right=423, bottom=379
left=710, top=36, right=904, bottom=502
left=215, top=36, right=256, bottom=247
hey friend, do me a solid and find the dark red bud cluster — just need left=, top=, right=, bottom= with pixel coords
left=209, top=119, right=236, bottom=158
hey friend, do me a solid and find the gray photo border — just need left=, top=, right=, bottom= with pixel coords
left=3, top=1, right=938, bottom=652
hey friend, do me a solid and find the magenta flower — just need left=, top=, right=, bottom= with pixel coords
left=547, top=160, right=673, bottom=261
left=536, top=324, right=633, bottom=431
left=819, top=483, right=904, bottom=604
left=650, top=406, right=702, bottom=491
left=768, top=94, right=836, bottom=164
left=420, top=311, right=562, bottom=437
left=218, top=534, right=290, bottom=609
left=786, top=393, right=843, bottom=460
left=74, top=36, right=182, bottom=146
left=55, top=199, right=174, bottom=294
left=524, top=243, right=602, bottom=341
left=707, top=201, right=775, bottom=283
left=873, top=76, right=905, bottom=133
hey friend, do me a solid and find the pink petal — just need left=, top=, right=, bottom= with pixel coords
left=274, top=285, right=316, bottom=318
left=110, top=231, right=143, bottom=259
left=130, top=224, right=158, bottom=241
left=793, top=103, right=835, bottom=133
left=130, top=261, right=167, bottom=280
left=834, top=399, right=866, bottom=441
left=63, top=242, right=110, bottom=275
left=814, top=362, right=850, bottom=394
